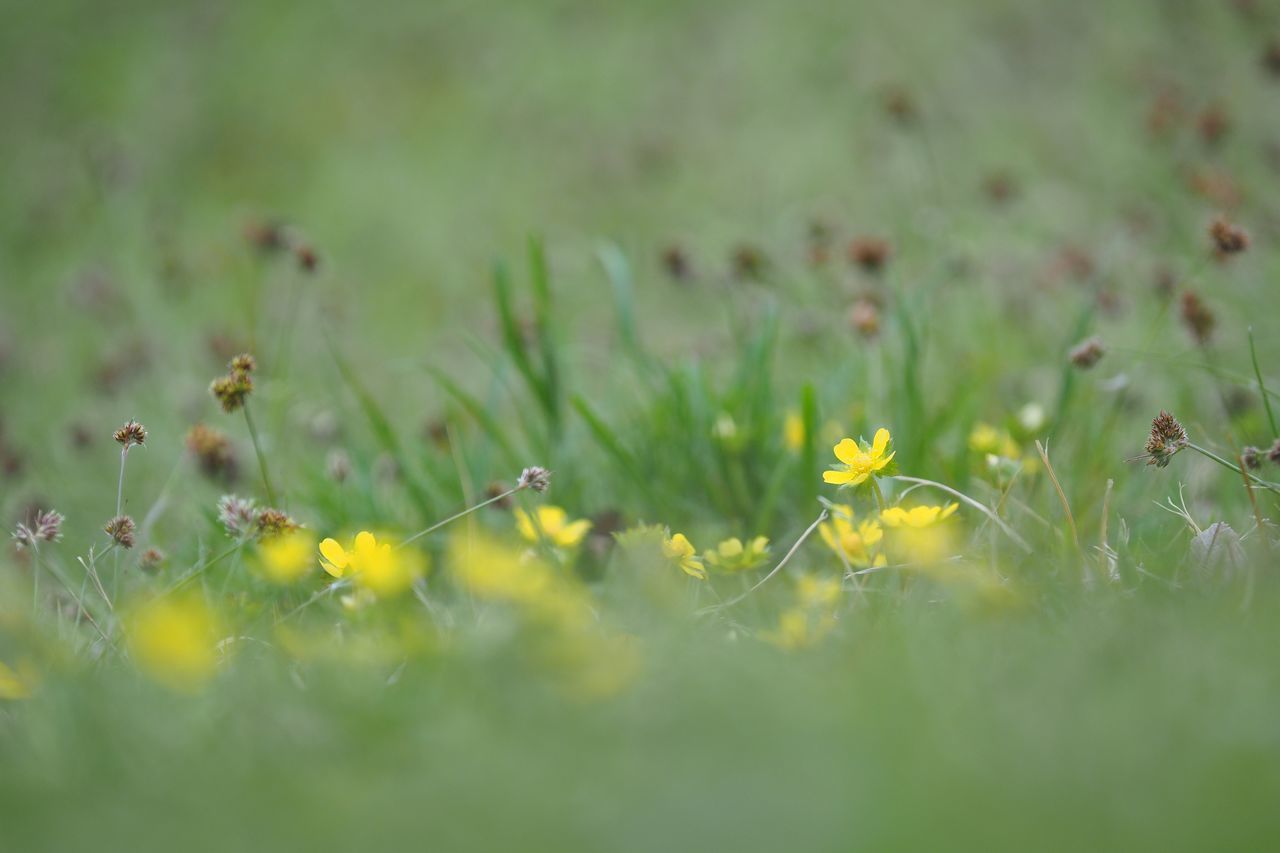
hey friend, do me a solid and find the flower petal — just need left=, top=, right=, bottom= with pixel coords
left=823, top=469, right=854, bottom=485
left=319, top=538, right=349, bottom=570
left=871, top=428, right=890, bottom=457
left=871, top=451, right=896, bottom=471
left=833, top=438, right=861, bottom=465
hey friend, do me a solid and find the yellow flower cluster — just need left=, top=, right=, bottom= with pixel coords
left=515, top=506, right=592, bottom=549
left=319, top=531, right=424, bottom=598
left=703, top=536, right=770, bottom=573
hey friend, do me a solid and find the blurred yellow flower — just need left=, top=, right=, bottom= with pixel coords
left=818, top=505, right=883, bottom=566
left=880, top=504, right=958, bottom=528
left=703, top=536, right=770, bottom=573
left=0, top=660, right=36, bottom=700
left=783, top=411, right=805, bottom=451
left=765, top=607, right=836, bottom=651
left=823, top=428, right=895, bottom=486
left=126, top=595, right=220, bottom=693
left=515, top=506, right=592, bottom=549
left=450, top=535, right=591, bottom=629
left=662, top=532, right=705, bottom=580
left=319, top=531, right=421, bottom=598
left=795, top=574, right=842, bottom=608
left=969, top=422, right=1020, bottom=459
left=256, top=529, right=317, bottom=584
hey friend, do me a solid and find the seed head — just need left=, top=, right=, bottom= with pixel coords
left=294, top=243, right=319, bottom=273
left=1209, top=216, right=1249, bottom=258
left=1269, top=439, right=1280, bottom=465
left=185, top=424, right=237, bottom=481
left=1242, top=446, right=1261, bottom=470
left=12, top=509, right=64, bottom=550
left=730, top=244, right=767, bottom=281
left=848, top=298, right=881, bottom=340
left=244, top=219, right=287, bottom=252
left=139, top=548, right=166, bottom=573
left=517, top=466, right=552, bottom=493
left=661, top=245, right=693, bottom=282
left=210, top=373, right=253, bottom=413
left=255, top=508, right=300, bottom=538
left=847, top=237, right=891, bottom=273
left=1144, top=410, right=1189, bottom=468
left=1068, top=337, right=1105, bottom=369
left=1197, top=104, right=1230, bottom=146
left=113, top=420, right=147, bottom=449
left=104, top=515, right=137, bottom=549
left=1179, top=291, right=1216, bottom=345
left=217, top=494, right=258, bottom=539
left=229, top=353, right=257, bottom=377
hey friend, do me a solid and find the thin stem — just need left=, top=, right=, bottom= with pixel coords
left=116, top=448, right=127, bottom=517
left=242, top=402, right=277, bottom=506
left=277, top=579, right=348, bottom=623
left=397, top=484, right=525, bottom=549
left=1249, top=327, right=1278, bottom=438
left=869, top=478, right=887, bottom=513
left=699, top=509, right=828, bottom=613
left=161, top=543, right=243, bottom=597
left=1034, top=440, right=1080, bottom=554
left=1187, top=443, right=1280, bottom=496
left=889, top=476, right=1034, bottom=553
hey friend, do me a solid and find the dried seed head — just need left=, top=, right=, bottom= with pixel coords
left=1269, top=439, right=1280, bottom=465
left=982, top=171, right=1018, bottom=204
left=185, top=423, right=237, bottom=481
left=730, top=244, right=767, bottom=281
left=1242, top=446, right=1262, bottom=470
left=139, top=547, right=166, bottom=573
left=210, top=373, right=253, bottom=413
left=1145, top=410, right=1189, bottom=467
left=848, top=298, right=881, bottom=340
left=326, top=448, right=351, bottom=483
left=661, top=245, right=693, bottom=282
left=847, top=237, right=891, bottom=273
left=244, top=219, right=287, bottom=252
left=517, top=466, right=552, bottom=493
left=104, top=515, right=136, bottom=549
left=12, top=509, right=64, bottom=550
left=1197, top=104, right=1230, bottom=146
left=113, top=419, right=147, bottom=449
left=1179, top=291, right=1216, bottom=345
left=485, top=481, right=515, bottom=510
left=294, top=243, right=319, bottom=273
left=255, top=508, right=300, bottom=538
left=1209, top=215, right=1249, bottom=258
left=229, top=353, right=257, bottom=377
left=217, top=494, right=258, bottom=539
left=880, top=85, right=917, bottom=123
left=1068, top=337, right=1105, bottom=369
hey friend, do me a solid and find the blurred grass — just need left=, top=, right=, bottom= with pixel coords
left=3, top=0, right=1280, bottom=849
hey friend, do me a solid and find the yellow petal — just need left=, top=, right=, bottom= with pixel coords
left=940, top=503, right=958, bottom=520
left=871, top=428, right=890, bottom=457
left=833, top=438, right=861, bottom=465
left=559, top=519, right=592, bottom=547
left=514, top=509, right=537, bottom=542
left=318, top=538, right=349, bottom=570
left=872, top=450, right=896, bottom=471
left=353, top=531, right=377, bottom=554
left=823, top=469, right=854, bottom=485
left=321, top=560, right=345, bottom=579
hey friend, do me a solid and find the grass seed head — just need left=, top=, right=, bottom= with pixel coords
left=1209, top=215, right=1249, bottom=258
left=104, top=515, right=136, bottom=548
left=1179, top=291, right=1216, bottom=345
left=139, top=547, right=166, bottom=573
left=1068, top=337, right=1105, bottom=369
left=1145, top=410, right=1189, bottom=467
left=518, top=465, right=552, bottom=493
left=255, top=508, right=300, bottom=538
left=1242, top=446, right=1261, bottom=469
left=185, top=424, right=237, bottom=481
left=113, top=419, right=147, bottom=449
left=847, top=236, right=891, bottom=273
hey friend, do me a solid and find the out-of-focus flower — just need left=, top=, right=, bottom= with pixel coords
left=12, top=509, right=64, bottom=549
left=256, top=529, right=318, bottom=584
left=662, top=532, right=705, bottom=580
left=703, top=536, right=770, bottom=573
left=319, top=531, right=421, bottom=598
left=0, top=660, right=37, bottom=700
left=823, top=428, right=895, bottom=487
left=880, top=504, right=958, bottom=528
left=783, top=411, right=805, bottom=452
left=818, top=505, right=883, bottom=567
left=126, top=595, right=221, bottom=693
left=515, top=506, right=591, bottom=549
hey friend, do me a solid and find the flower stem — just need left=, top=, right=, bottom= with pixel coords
left=1249, top=327, right=1278, bottom=438
left=397, top=484, right=526, bottom=549
left=699, top=508, right=829, bottom=613
left=1187, top=443, right=1280, bottom=496
left=242, top=402, right=277, bottom=506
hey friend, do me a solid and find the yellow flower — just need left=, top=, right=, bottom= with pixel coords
left=515, top=506, right=592, bottom=549
left=795, top=574, right=842, bottom=608
left=879, top=503, right=958, bottom=528
left=818, top=505, right=884, bottom=566
left=319, top=531, right=421, bottom=598
left=449, top=535, right=591, bottom=629
left=126, top=595, right=221, bottom=693
left=703, top=536, right=771, bottom=573
left=662, top=532, right=705, bottom=580
left=256, top=529, right=318, bottom=584
left=764, top=607, right=836, bottom=651
left=783, top=411, right=805, bottom=452
left=0, top=660, right=37, bottom=700
left=969, top=422, right=1021, bottom=459
left=823, top=428, right=895, bottom=486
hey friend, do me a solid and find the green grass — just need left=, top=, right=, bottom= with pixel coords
left=3, top=0, right=1280, bottom=849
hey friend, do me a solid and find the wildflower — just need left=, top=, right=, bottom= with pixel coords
left=126, top=595, right=221, bottom=693
left=795, top=574, right=842, bottom=608
left=138, top=548, right=166, bottom=573
left=1209, top=215, right=1249, bottom=257
left=209, top=354, right=256, bottom=413
left=783, top=411, right=805, bottom=452
left=879, top=503, right=958, bottom=528
left=517, top=466, right=553, bottom=493
left=217, top=494, right=258, bottom=538
left=1179, top=291, right=1215, bottom=345
left=319, top=531, right=421, bottom=598
left=765, top=606, right=836, bottom=651
left=104, top=515, right=136, bottom=549
left=703, top=536, right=771, bottom=573
left=662, top=533, right=705, bottom=580
left=1068, top=337, right=1105, bottom=369
left=1144, top=410, right=1189, bottom=467
left=823, top=428, right=895, bottom=487
left=256, top=529, right=318, bottom=584
left=255, top=508, right=300, bottom=538
left=515, top=506, right=591, bottom=549
left=12, top=509, right=64, bottom=549
left=968, top=423, right=1021, bottom=460
left=185, top=423, right=237, bottom=481
left=449, top=534, right=590, bottom=629
left=113, top=419, right=147, bottom=449
left=818, top=505, right=884, bottom=566
left=847, top=237, right=891, bottom=273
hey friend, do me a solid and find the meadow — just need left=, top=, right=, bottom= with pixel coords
left=3, top=1, right=1280, bottom=850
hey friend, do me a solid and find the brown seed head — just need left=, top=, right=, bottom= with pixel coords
left=1242, top=446, right=1262, bottom=470
left=113, top=420, right=147, bottom=449
left=730, top=244, right=767, bottom=281
left=847, top=237, right=891, bottom=273
left=210, top=373, right=253, bottom=413
left=139, top=548, right=166, bottom=573
left=1144, top=411, right=1189, bottom=468
left=1209, top=215, right=1249, bottom=258
left=1179, top=291, right=1216, bottom=345
left=255, top=508, right=301, bottom=538
left=294, top=243, right=319, bottom=273
left=661, top=245, right=693, bottom=282
left=1069, top=337, right=1105, bottom=369
left=229, top=353, right=257, bottom=376
left=1197, top=104, right=1230, bottom=146
left=185, top=423, right=237, bottom=481
left=104, top=515, right=136, bottom=549
left=217, top=494, right=258, bottom=539
left=849, top=298, right=881, bottom=340
left=517, top=466, right=552, bottom=493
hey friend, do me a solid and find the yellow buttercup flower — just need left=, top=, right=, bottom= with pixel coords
left=969, top=422, right=1021, bottom=459
left=823, top=428, right=895, bottom=486
left=703, top=536, right=771, bottom=573
left=795, top=574, right=842, bottom=608
left=319, top=531, right=421, bottom=598
left=783, top=411, right=805, bottom=452
left=126, top=595, right=221, bottom=693
left=449, top=534, right=591, bottom=630
left=515, top=506, right=592, bottom=549
left=256, top=529, right=317, bottom=584
left=662, top=532, right=706, bottom=580
left=818, top=505, right=884, bottom=566
left=879, top=503, right=958, bottom=528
